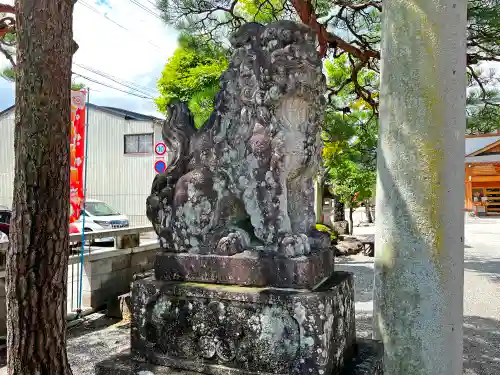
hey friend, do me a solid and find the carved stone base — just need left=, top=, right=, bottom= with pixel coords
left=154, top=247, right=334, bottom=288
left=129, top=272, right=355, bottom=375
left=95, top=339, right=383, bottom=375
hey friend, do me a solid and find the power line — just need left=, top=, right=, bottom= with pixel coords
left=127, top=0, right=162, bottom=20
left=78, top=0, right=128, bottom=32
left=73, top=62, right=158, bottom=97
left=145, top=0, right=159, bottom=9
left=72, top=72, right=155, bottom=100
left=76, top=0, right=164, bottom=51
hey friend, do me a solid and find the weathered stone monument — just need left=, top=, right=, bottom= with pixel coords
left=96, top=21, right=382, bottom=375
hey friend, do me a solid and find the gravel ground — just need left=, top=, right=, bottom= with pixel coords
left=0, top=220, right=498, bottom=374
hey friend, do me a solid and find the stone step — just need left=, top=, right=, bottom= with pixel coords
left=95, top=339, right=383, bottom=375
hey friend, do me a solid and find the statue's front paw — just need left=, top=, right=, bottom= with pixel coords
left=278, top=234, right=311, bottom=257
left=216, top=230, right=250, bottom=255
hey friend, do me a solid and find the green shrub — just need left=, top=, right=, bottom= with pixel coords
left=315, top=223, right=338, bottom=242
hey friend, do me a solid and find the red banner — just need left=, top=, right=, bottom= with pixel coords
left=69, top=90, right=87, bottom=223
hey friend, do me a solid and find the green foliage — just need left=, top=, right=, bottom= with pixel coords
left=235, top=0, right=285, bottom=23
left=466, top=66, right=500, bottom=134
left=71, top=82, right=86, bottom=91
left=467, top=0, right=500, bottom=63
left=157, top=0, right=500, bottom=126
left=188, top=85, right=219, bottom=127
left=155, top=33, right=228, bottom=127
left=157, top=0, right=288, bottom=40
left=322, top=115, right=377, bottom=208
left=325, top=145, right=376, bottom=207
left=466, top=102, right=500, bottom=134
left=315, top=223, right=338, bottom=241
left=322, top=55, right=378, bottom=207
left=0, top=66, right=15, bottom=81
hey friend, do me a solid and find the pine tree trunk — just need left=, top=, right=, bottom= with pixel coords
left=6, top=1, right=75, bottom=374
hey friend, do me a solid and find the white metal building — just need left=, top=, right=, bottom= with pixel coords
left=0, top=104, right=163, bottom=226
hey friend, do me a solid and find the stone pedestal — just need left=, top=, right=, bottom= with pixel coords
left=129, top=272, right=354, bottom=375
left=154, top=247, right=334, bottom=288
left=95, top=267, right=383, bottom=375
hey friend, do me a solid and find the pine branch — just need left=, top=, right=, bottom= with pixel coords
left=0, top=43, right=14, bottom=66
left=0, top=4, right=15, bottom=13
left=0, top=4, right=15, bottom=40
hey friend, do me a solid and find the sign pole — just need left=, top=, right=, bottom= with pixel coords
left=77, top=88, right=90, bottom=315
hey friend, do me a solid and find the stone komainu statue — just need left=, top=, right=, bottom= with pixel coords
left=146, top=21, right=328, bottom=257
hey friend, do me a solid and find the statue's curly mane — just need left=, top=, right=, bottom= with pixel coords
left=205, top=21, right=325, bottom=146
left=147, top=21, right=328, bottom=256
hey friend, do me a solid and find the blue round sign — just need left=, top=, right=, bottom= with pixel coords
left=154, top=160, right=166, bottom=174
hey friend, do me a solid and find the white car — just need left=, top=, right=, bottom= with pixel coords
left=0, top=230, right=7, bottom=244
left=73, top=199, right=129, bottom=243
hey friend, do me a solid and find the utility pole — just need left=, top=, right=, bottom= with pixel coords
left=373, top=0, right=467, bottom=374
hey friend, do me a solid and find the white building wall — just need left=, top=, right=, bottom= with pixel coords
left=0, top=109, right=15, bottom=208
left=84, top=108, right=159, bottom=226
left=0, top=106, right=162, bottom=226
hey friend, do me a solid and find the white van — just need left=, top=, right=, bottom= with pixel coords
left=73, top=199, right=129, bottom=242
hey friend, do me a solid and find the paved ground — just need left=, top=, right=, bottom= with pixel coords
left=0, top=217, right=498, bottom=374
left=337, top=217, right=500, bottom=375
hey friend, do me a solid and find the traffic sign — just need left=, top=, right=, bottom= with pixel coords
left=154, top=160, right=166, bottom=174
left=155, top=142, right=167, bottom=156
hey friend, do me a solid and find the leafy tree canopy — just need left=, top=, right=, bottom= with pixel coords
left=155, top=33, right=228, bottom=127
left=322, top=53, right=378, bottom=206
left=156, top=0, right=500, bottom=125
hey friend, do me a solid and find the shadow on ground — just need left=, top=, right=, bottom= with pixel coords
left=352, top=314, right=500, bottom=375
left=336, top=260, right=374, bottom=304
left=65, top=315, right=130, bottom=375
left=464, top=257, right=500, bottom=283
left=463, top=315, right=500, bottom=375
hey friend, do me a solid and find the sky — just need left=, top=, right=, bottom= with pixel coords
left=0, top=2, right=498, bottom=117
left=0, top=0, right=179, bottom=117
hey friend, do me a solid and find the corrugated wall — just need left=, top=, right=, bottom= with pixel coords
left=84, top=108, right=158, bottom=226
left=0, top=107, right=161, bottom=226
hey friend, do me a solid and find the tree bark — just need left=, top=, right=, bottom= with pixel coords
left=372, top=0, right=466, bottom=373
left=333, top=197, right=345, bottom=222
left=6, top=1, right=75, bottom=374
left=364, top=203, right=373, bottom=223
left=348, top=206, right=354, bottom=235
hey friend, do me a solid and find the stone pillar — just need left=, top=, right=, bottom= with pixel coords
left=373, top=0, right=467, bottom=374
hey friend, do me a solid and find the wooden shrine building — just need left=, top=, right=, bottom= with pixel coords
left=465, top=133, right=500, bottom=216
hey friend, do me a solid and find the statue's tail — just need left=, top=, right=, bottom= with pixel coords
left=146, top=101, right=197, bottom=236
